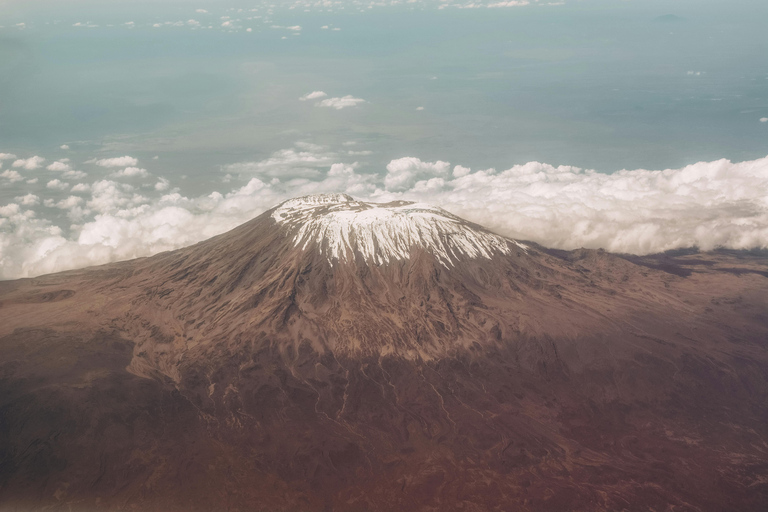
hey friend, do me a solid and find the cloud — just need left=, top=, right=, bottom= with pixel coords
left=384, top=157, right=450, bottom=191
left=0, top=153, right=17, bottom=161
left=12, top=156, right=45, bottom=170
left=155, top=178, right=170, bottom=191
left=60, top=145, right=70, bottom=150
left=761, top=118, right=768, bottom=123
left=0, top=203, right=21, bottom=217
left=54, top=196, right=84, bottom=210
left=377, top=156, right=768, bottom=257
left=63, top=170, right=88, bottom=180
left=46, top=179, right=69, bottom=190
left=93, top=156, right=138, bottom=168
left=222, top=143, right=339, bottom=179
left=1, top=149, right=767, bottom=279
left=113, top=167, right=150, bottom=178
left=487, top=0, right=530, bottom=6
left=453, top=165, right=471, bottom=178
left=1, top=170, right=24, bottom=183
left=86, top=180, right=148, bottom=214
left=47, top=161, right=72, bottom=172
left=299, top=91, right=327, bottom=101
left=16, top=194, right=40, bottom=206
left=316, top=95, right=366, bottom=110
left=271, top=24, right=301, bottom=32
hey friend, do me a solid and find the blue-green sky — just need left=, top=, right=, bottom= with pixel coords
left=1, top=0, right=767, bottom=277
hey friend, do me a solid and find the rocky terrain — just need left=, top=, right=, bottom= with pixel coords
left=1, top=194, right=767, bottom=511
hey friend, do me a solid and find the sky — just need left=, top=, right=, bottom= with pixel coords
left=1, top=0, right=767, bottom=278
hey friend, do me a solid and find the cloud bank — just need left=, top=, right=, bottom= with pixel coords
left=1, top=149, right=767, bottom=279
left=316, top=96, right=366, bottom=109
left=299, top=92, right=365, bottom=109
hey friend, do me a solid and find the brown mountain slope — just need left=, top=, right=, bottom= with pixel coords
left=1, top=194, right=767, bottom=511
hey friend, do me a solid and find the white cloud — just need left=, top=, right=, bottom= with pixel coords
left=63, top=170, right=88, bottom=180
left=2, top=150, right=767, bottom=280
left=93, top=156, right=138, bottom=168
left=54, top=196, right=84, bottom=210
left=453, top=165, right=471, bottom=178
left=270, top=24, right=301, bottom=31
left=113, top=167, right=149, bottom=178
left=46, top=179, right=69, bottom=190
left=316, top=95, right=366, bottom=110
left=71, top=183, right=91, bottom=193
left=761, top=118, right=768, bottom=123
left=0, top=203, right=21, bottom=217
left=0, top=153, right=18, bottom=160
left=47, top=161, right=72, bottom=172
left=60, top=144, right=70, bottom=150
left=222, top=143, right=338, bottom=179
left=155, top=178, right=170, bottom=191
left=299, top=91, right=327, bottom=101
left=86, top=180, right=148, bottom=214
left=377, top=156, right=768, bottom=256
left=16, top=194, right=40, bottom=206
left=13, top=156, right=45, bottom=170
left=384, top=157, right=450, bottom=191
left=487, top=1, right=530, bottom=6
left=195, top=9, right=208, bottom=14
left=1, top=169, right=24, bottom=182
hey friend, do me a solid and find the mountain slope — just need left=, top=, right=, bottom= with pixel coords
left=1, top=194, right=767, bottom=511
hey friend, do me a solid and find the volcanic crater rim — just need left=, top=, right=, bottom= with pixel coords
left=271, top=194, right=528, bottom=266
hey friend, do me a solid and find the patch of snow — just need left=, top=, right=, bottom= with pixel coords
left=272, top=194, right=524, bottom=266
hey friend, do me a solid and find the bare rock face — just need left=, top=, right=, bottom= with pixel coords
left=1, top=194, right=768, bottom=511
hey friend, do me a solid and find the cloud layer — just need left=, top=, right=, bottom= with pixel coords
left=299, top=92, right=366, bottom=110
left=1, top=148, right=767, bottom=279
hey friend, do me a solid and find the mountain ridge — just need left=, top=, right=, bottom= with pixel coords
left=1, top=195, right=767, bottom=511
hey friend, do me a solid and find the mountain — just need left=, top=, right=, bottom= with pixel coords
left=1, top=194, right=767, bottom=511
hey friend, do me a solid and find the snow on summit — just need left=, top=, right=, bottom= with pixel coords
left=272, top=194, right=526, bottom=266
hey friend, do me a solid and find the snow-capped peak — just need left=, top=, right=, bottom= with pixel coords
left=271, top=194, right=526, bottom=266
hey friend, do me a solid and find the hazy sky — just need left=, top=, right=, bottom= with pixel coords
left=1, top=0, right=767, bottom=278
